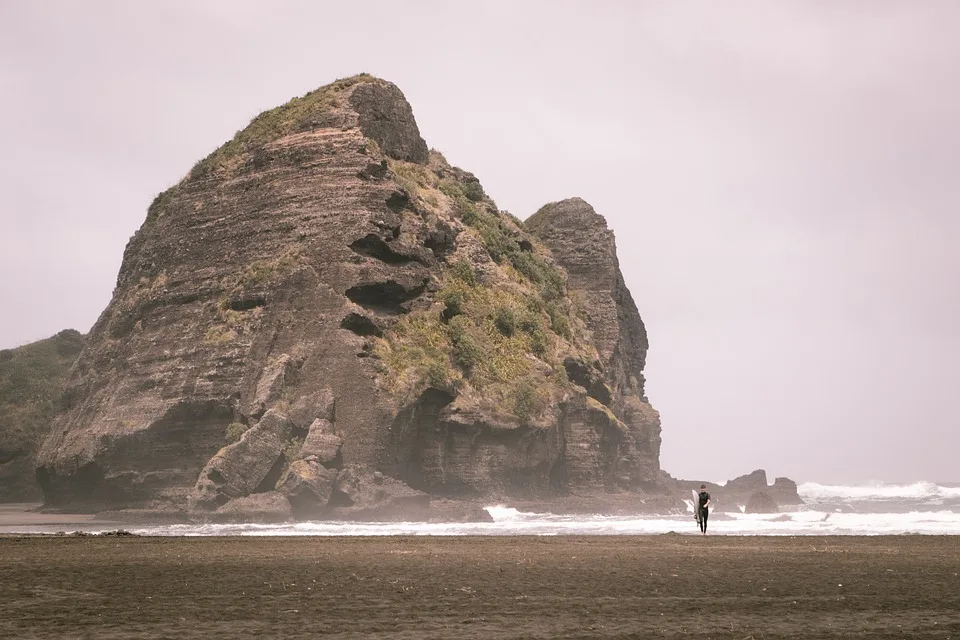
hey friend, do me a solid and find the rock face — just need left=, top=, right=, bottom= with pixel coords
left=0, top=330, right=84, bottom=502
left=526, top=199, right=662, bottom=486
left=35, top=75, right=662, bottom=516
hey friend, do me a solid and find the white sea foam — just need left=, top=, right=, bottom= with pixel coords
left=3, top=482, right=959, bottom=537
left=5, top=508, right=960, bottom=537
left=798, top=481, right=960, bottom=502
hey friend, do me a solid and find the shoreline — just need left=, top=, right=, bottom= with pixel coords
left=4, top=502, right=960, bottom=537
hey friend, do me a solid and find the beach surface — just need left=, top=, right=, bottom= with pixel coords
left=2, top=535, right=958, bottom=639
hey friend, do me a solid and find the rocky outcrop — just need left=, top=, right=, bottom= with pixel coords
left=745, top=491, right=779, bottom=514
left=299, top=419, right=342, bottom=466
left=663, top=469, right=803, bottom=512
left=0, top=330, right=84, bottom=502
left=190, top=409, right=294, bottom=510
left=277, top=459, right=337, bottom=518
left=724, top=469, right=803, bottom=507
left=35, top=75, right=663, bottom=517
left=770, top=476, right=803, bottom=506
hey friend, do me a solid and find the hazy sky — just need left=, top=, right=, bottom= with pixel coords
left=2, top=1, right=958, bottom=484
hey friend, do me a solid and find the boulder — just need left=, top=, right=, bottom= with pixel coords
left=277, top=459, right=338, bottom=518
left=745, top=491, right=779, bottom=514
left=331, top=465, right=430, bottom=521
left=299, top=419, right=343, bottom=466
left=190, top=409, right=293, bottom=510
left=287, top=389, right=335, bottom=431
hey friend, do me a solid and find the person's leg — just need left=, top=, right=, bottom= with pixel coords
left=702, top=508, right=709, bottom=534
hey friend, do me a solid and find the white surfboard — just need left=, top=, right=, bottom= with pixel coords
left=692, top=489, right=701, bottom=527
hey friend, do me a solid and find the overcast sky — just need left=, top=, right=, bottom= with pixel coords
left=2, top=1, right=957, bottom=484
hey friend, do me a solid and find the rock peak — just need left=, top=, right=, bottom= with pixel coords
left=526, top=198, right=609, bottom=234
left=347, top=78, right=429, bottom=164
left=185, top=74, right=428, bottom=182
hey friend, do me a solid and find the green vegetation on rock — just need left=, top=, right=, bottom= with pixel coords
left=0, top=330, right=84, bottom=498
left=190, top=73, right=382, bottom=179
left=373, top=154, right=596, bottom=421
left=146, top=73, right=386, bottom=224
left=224, top=422, right=249, bottom=444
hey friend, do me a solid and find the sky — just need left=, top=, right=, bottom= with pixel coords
left=1, top=1, right=958, bottom=485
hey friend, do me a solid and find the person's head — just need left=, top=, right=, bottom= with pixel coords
left=700, top=484, right=706, bottom=491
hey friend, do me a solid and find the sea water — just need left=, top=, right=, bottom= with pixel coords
left=5, top=481, right=960, bottom=536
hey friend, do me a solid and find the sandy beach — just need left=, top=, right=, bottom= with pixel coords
left=1, top=534, right=958, bottom=639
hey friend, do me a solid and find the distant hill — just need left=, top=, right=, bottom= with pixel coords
left=0, top=329, right=84, bottom=501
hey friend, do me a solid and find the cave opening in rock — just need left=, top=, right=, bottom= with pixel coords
left=348, top=234, right=417, bottom=265
left=344, top=280, right=427, bottom=314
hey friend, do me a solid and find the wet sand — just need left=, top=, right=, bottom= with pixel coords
left=0, top=503, right=107, bottom=527
left=2, top=535, right=958, bottom=639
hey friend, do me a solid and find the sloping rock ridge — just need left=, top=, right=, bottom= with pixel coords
left=35, top=74, right=661, bottom=517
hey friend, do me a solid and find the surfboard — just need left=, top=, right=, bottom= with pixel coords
left=692, top=489, right=701, bottom=527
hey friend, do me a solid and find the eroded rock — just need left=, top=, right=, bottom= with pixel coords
left=331, top=465, right=430, bottom=521
left=277, top=459, right=338, bottom=517
left=286, top=390, right=335, bottom=431
left=250, top=355, right=297, bottom=419
left=191, top=409, right=293, bottom=510
left=299, top=419, right=343, bottom=466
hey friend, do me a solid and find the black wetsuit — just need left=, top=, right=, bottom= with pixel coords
left=698, top=491, right=710, bottom=533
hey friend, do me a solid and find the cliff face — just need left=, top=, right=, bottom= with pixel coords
left=526, top=199, right=661, bottom=484
left=0, top=330, right=83, bottom=501
left=36, top=75, right=661, bottom=516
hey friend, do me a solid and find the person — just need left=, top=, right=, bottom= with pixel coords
left=697, top=484, right=711, bottom=535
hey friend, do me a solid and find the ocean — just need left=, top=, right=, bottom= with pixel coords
left=5, top=481, right=960, bottom=536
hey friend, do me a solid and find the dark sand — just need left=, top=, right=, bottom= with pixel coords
left=0, top=503, right=110, bottom=527
left=2, top=535, right=959, bottom=639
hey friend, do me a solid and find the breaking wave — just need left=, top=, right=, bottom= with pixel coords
left=798, top=481, right=960, bottom=502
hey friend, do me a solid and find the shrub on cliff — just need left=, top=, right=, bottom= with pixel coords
left=370, top=152, right=597, bottom=421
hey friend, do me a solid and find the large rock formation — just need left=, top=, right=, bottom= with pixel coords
left=35, top=75, right=661, bottom=518
left=0, top=330, right=84, bottom=501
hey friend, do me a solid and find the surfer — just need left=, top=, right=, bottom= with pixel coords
left=697, top=485, right=711, bottom=535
